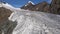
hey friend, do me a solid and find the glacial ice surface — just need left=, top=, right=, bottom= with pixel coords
left=9, top=11, right=60, bottom=34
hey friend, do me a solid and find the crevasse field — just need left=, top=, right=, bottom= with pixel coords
left=8, top=10, right=60, bottom=34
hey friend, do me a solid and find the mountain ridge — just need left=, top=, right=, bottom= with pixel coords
left=21, top=0, right=60, bottom=15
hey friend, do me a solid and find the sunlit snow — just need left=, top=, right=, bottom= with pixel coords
left=28, top=1, right=35, bottom=5
left=0, top=2, right=21, bottom=11
left=8, top=10, right=60, bottom=34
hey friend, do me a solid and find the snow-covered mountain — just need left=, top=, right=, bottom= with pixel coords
left=25, top=1, right=35, bottom=6
left=21, top=0, right=60, bottom=15
left=21, top=1, right=49, bottom=12
left=21, top=1, right=35, bottom=10
left=28, top=1, right=35, bottom=5
left=0, top=2, right=21, bottom=11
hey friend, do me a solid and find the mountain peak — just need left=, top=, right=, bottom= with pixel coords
left=28, top=1, right=35, bottom=5
left=25, top=1, right=35, bottom=6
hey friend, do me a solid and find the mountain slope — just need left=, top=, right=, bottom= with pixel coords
left=0, top=2, right=17, bottom=34
left=0, top=7, right=12, bottom=22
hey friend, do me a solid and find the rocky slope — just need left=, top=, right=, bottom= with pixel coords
left=0, top=4, right=17, bottom=34
left=21, top=1, right=49, bottom=11
left=0, top=7, right=12, bottom=22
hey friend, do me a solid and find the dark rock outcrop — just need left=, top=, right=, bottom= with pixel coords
left=50, top=0, right=60, bottom=14
left=0, top=7, right=17, bottom=34
left=21, top=1, right=34, bottom=10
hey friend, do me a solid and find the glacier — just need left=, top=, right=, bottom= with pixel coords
left=8, top=10, right=60, bottom=34
left=0, top=1, right=60, bottom=34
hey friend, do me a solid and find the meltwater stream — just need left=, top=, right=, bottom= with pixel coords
left=9, top=11, right=60, bottom=34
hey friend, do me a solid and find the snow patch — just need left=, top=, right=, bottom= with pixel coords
left=28, top=1, right=35, bottom=5
left=0, top=3, right=2, bottom=7
left=0, top=2, right=21, bottom=11
left=25, top=4, right=28, bottom=6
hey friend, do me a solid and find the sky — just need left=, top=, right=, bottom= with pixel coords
left=1, top=0, right=52, bottom=8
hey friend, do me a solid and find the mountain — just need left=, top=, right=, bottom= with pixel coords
left=21, top=1, right=35, bottom=10
left=25, top=1, right=35, bottom=6
left=21, top=1, right=50, bottom=11
left=21, top=0, right=60, bottom=15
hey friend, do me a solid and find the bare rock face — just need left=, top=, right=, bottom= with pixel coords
left=50, top=0, right=60, bottom=14
left=21, top=1, right=34, bottom=10
left=0, top=7, right=17, bottom=34
left=34, top=2, right=49, bottom=11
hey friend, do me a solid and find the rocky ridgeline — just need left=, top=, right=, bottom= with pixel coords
left=21, top=0, right=60, bottom=15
